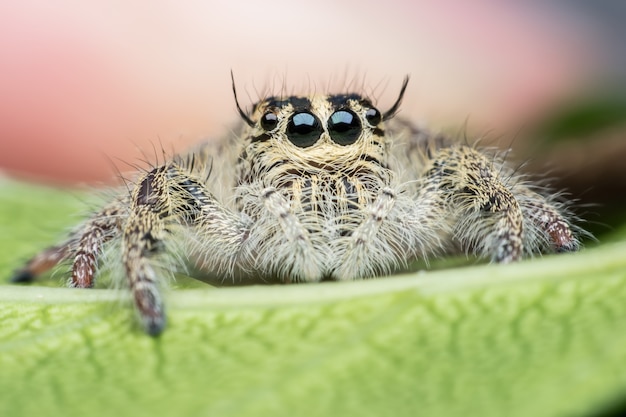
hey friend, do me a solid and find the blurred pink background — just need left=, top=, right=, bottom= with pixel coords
left=0, top=1, right=603, bottom=184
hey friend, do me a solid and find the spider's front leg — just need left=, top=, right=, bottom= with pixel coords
left=123, top=163, right=250, bottom=335
left=424, top=145, right=578, bottom=262
left=334, top=186, right=446, bottom=280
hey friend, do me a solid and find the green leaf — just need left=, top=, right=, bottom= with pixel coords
left=1, top=180, right=626, bottom=417
left=532, top=92, right=626, bottom=142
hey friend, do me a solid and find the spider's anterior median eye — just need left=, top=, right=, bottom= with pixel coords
left=328, top=110, right=361, bottom=145
left=286, top=112, right=322, bottom=147
left=365, top=108, right=382, bottom=126
left=260, top=112, right=279, bottom=131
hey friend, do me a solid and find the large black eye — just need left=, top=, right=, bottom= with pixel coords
left=260, top=112, right=278, bottom=131
left=286, top=112, right=322, bottom=147
left=328, top=110, right=361, bottom=145
left=365, top=108, right=382, bottom=126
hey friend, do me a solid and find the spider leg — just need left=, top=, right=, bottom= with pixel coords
left=123, top=163, right=249, bottom=335
left=424, top=145, right=527, bottom=263
left=256, top=187, right=324, bottom=282
left=516, top=189, right=579, bottom=254
left=421, top=144, right=581, bottom=262
left=11, top=202, right=124, bottom=287
left=334, top=186, right=447, bottom=280
left=11, top=243, right=73, bottom=283
left=70, top=203, right=124, bottom=287
left=334, top=188, right=398, bottom=280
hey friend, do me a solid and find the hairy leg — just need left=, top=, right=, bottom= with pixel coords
left=515, top=188, right=580, bottom=254
left=334, top=188, right=398, bottom=280
left=421, top=145, right=579, bottom=261
left=11, top=202, right=124, bottom=287
left=334, top=185, right=447, bottom=280
left=122, top=164, right=249, bottom=335
left=256, top=188, right=324, bottom=282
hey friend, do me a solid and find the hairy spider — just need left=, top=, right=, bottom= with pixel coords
left=12, top=75, right=581, bottom=335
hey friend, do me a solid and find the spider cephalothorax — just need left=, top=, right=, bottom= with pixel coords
left=12, top=76, right=581, bottom=336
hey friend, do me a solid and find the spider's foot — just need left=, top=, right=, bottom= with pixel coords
left=142, top=313, right=166, bottom=337
left=10, top=269, right=36, bottom=284
left=548, top=219, right=579, bottom=253
left=556, top=239, right=580, bottom=253
left=134, top=285, right=166, bottom=337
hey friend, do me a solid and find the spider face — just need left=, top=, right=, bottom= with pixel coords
left=229, top=76, right=408, bottom=193
left=234, top=93, right=396, bottom=211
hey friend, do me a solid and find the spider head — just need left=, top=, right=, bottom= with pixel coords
left=232, top=76, right=409, bottom=180
left=231, top=76, right=409, bottom=152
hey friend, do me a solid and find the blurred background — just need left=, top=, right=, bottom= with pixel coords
left=1, top=1, right=625, bottom=237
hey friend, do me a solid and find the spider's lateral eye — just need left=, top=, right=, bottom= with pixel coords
left=365, top=108, right=382, bottom=126
left=260, top=112, right=279, bottom=131
left=286, top=112, right=322, bottom=148
left=328, top=110, right=361, bottom=146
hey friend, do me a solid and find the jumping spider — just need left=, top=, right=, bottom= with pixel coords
left=12, top=75, right=581, bottom=335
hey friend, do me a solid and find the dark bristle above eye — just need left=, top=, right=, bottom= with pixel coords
left=327, top=94, right=365, bottom=108
left=265, top=96, right=311, bottom=111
